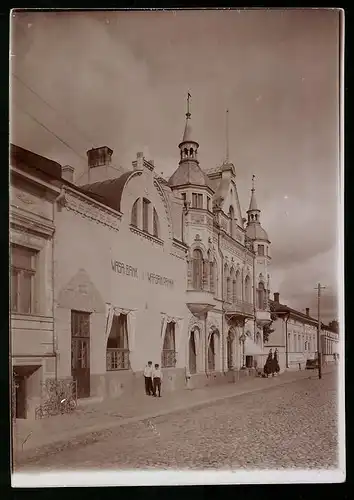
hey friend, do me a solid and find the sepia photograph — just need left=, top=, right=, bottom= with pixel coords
left=9, top=8, right=344, bottom=486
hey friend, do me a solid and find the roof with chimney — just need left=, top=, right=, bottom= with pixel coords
left=270, top=297, right=319, bottom=326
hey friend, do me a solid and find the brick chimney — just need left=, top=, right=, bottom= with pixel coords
left=61, top=165, right=75, bottom=183
left=87, top=146, right=113, bottom=168
left=306, top=308, right=310, bottom=316
left=273, top=292, right=280, bottom=303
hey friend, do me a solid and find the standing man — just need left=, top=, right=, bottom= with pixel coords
left=152, top=363, right=163, bottom=397
left=144, top=361, right=153, bottom=395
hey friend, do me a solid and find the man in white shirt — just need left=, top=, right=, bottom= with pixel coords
left=143, top=361, right=153, bottom=395
left=152, top=363, right=163, bottom=397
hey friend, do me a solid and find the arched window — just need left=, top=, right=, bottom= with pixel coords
left=229, top=206, right=234, bottom=237
left=189, top=147, right=194, bottom=157
left=153, top=208, right=159, bottom=237
left=208, top=332, right=216, bottom=371
left=162, top=322, right=176, bottom=368
left=131, top=198, right=139, bottom=227
left=224, top=264, right=229, bottom=300
left=230, top=268, right=236, bottom=303
left=184, top=147, right=188, bottom=157
left=189, top=328, right=198, bottom=374
left=192, top=249, right=203, bottom=290
left=106, top=314, right=129, bottom=371
left=244, top=275, right=251, bottom=303
left=257, top=282, right=265, bottom=310
left=142, top=198, right=150, bottom=232
left=235, top=269, right=241, bottom=299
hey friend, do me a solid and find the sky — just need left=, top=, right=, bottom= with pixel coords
left=10, top=9, right=341, bottom=323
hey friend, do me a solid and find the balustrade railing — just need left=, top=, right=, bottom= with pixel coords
left=161, top=349, right=176, bottom=368
left=106, top=348, right=130, bottom=371
left=224, top=299, right=254, bottom=315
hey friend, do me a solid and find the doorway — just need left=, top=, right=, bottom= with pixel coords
left=189, top=330, right=197, bottom=374
left=14, top=372, right=26, bottom=419
left=71, top=310, right=91, bottom=399
left=227, top=332, right=234, bottom=370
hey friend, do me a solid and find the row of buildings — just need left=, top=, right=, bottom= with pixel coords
left=10, top=105, right=339, bottom=419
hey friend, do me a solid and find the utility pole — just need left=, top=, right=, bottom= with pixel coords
left=315, top=283, right=326, bottom=379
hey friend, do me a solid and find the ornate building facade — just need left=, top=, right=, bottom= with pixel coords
left=9, top=102, right=279, bottom=416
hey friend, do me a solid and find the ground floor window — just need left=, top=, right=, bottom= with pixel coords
left=106, top=314, right=130, bottom=370
left=208, top=332, right=216, bottom=371
left=246, top=355, right=253, bottom=368
left=227, top=332, right=234, bottom=370
left=189, top=329, right=197, bottom=374
left=162, top=322, right=176, bottom=368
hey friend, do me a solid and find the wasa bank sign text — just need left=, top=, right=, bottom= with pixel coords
left=111, top=259, right=174, bottom=289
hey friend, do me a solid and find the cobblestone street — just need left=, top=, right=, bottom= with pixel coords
left=16, top=370, right=338, bottom=472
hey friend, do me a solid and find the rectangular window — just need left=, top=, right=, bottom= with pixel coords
left=143, top=198, right=150, bottom=232
left=181, top=193, right=186, bottom=203
left=192, top=193, right=198, bottom=208
left=258, top=245, right=265, bottom=256
left=107, top=314, right=130, bottom=371
left=197, top=194, right=203, bottom=208
left=11, top=244, right=37, bottom=314
left=207, top=196, right=210, bottom=211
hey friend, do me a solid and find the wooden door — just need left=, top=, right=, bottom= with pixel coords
left=71, top=311, right=90, bottom=399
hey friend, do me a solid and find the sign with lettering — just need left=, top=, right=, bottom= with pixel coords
left=111, top=259, right=174, bottom=288
left=111, top=260, right=138, bottom=278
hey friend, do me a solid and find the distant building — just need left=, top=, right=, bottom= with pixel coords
left=267, top=292, right=339, bottom=371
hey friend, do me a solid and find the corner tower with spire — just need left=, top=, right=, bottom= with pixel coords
left=245, top=175, right=272, bottom=326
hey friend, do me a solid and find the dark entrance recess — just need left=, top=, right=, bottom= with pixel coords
left=189, top=330, right=197, bottom=374
left=13, top=365, right=40, bottom=419
left=246, top=355, right=253, bottom=368
left=71, top=310, right=91, bottom=399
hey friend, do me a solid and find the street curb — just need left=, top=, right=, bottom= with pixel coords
left=14, top=369, right=334, bottom=466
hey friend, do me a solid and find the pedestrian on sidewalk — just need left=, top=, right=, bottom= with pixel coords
left=273, top=348, right=280, bottom=376
left=152, top=363, right=163, bottom=397
left=264, top=349, right=273, bottom=378
left=144, top=361, right=153, bottom=395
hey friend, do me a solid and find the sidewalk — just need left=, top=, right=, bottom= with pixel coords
left=14, top=365, right=336, bottom=463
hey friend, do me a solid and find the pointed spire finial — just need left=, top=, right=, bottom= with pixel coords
left=252, top=174, right=255, bottom=192
left=225, top=109, right=229, bottom=163
left=186, top=92, right=191, bottom=119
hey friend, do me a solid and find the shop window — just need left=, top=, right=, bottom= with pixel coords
left=162, top=322, right=176, bottom=368
left=11, top=244, right=38, bottom=314
left=106, top=314, right=130, bottom=371
left=142, top=198, right=150, bottom=232
left=153, top=208, right=159, bottom=238
left=131, top=198, right=139, bottom=227
left=192, top=249, right=203, bottom=290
